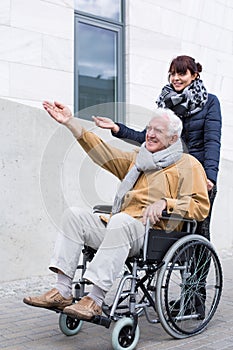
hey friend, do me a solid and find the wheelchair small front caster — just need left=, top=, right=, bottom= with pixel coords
left=59, top=313, right=83, bottom=336
left=112, top=317, right=140, bottom=350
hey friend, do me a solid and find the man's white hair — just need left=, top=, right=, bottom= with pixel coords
left=153, top=108, right=182, bottom=137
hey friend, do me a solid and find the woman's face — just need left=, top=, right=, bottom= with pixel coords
left=169, top=69, right=198, bottom=92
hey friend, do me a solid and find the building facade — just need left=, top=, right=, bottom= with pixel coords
left=0, top=0, right=233, bottom=281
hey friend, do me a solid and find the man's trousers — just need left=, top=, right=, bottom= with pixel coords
left=49, top=207, right=145, bottom=292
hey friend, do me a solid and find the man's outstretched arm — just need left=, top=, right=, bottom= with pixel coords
left=43, top=101, right=134, bottom=180
left=43, top=101, right=84, bottom=139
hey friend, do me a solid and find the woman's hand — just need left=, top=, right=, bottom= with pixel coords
left=43, top=101, right=73, bottom=125
left=207, top=179, right=214, bottom=191
left=142, top=199, right=167, bottom=225
left=92, top=116, right=120, bottom=133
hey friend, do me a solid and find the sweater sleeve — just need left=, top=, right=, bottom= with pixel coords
left=78, top=129, right=135, bottom=180
left=112, top=123, right=146, bottom=145
left=163, top=157, right=210, bottom=221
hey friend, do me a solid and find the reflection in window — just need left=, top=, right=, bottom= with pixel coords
left=74, top=1, right=124, bottom=121
left=76, top=22, right=118, bottom=118
left=74, top=0, right=122, bottom=22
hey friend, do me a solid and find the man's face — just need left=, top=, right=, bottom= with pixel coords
left=145, top=116, right=175, bottom=153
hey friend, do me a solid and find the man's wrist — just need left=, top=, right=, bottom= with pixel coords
left=161, top=198, right=167, bottom=210
left=64, top=116, right=74, bottom=127
left=65, top=117, right=83, bottom=139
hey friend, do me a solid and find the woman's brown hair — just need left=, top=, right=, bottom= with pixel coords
left=168, top=55, right=202, bottom=78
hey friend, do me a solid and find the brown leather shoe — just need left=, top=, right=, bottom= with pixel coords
left=23, top=288, right=73, bottom=310
left=63, top=296, right=102, bottom=320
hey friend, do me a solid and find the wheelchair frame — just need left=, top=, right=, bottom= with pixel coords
left=58, top=206, right=223, bottom=350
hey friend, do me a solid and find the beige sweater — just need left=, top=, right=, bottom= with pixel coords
left=78, top=129, right=210, bottom=230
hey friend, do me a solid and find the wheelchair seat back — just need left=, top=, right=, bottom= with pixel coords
left=146, top=229, right=190, bottom=262
left=144, top=215, right=197, bottom=262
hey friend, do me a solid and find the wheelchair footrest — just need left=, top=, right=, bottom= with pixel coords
left=90, top=315, right=111, bottom=328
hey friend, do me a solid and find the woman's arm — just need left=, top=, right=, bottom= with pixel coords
left=114, top=123, right=146, bottom=145
left=203, top=94, right=222, bottom=185
left=93, top=116, right=146, bottom=145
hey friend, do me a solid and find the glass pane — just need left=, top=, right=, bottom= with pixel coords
left=75, top=0, right=122, bottom=22
left=77, top=22, right=118, bottom=119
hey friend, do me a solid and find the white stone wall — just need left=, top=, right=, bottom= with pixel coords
left=0, top=0, right=74, bottom=109
left=0, top=98, right=123, bottom=282
left=125, top=0, right=233, bottom=161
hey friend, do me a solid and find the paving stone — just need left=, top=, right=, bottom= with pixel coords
left=0, top=258, right=232, bottom=350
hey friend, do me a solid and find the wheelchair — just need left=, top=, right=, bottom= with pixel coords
left=57, top=205, right=223, bottom=350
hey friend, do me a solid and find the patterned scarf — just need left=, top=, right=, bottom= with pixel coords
left=111, top=139, right=183, bottom=215
left=156, top=79, right=208, bottom=117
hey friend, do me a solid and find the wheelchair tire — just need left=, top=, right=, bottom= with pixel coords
left=155, top=234, right=223, bottom=339
left=59, top=313, right=83, bottom=336
left=112, top=317, right=140, bottom=350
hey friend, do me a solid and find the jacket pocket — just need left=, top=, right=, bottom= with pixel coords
left=165, top=173, right=179, bottom=199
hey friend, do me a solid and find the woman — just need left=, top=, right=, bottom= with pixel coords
left=93, top=55, right=222, bottom=239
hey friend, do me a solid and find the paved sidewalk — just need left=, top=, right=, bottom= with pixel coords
left=0, top=258, right=233, bottom=350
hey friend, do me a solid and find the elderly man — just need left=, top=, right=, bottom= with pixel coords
left=23, top=102, right=210, bottom=320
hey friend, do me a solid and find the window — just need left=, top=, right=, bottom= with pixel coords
left=75, top=0, right=122, bottom=21
left=74, top=0, right=124, bottom=121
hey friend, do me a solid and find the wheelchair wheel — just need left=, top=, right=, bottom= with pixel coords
left=112, top=317, right=140, bottom=350
left=59, top=313, right=83, bottom=336
left=156, top=235, right=223, bottom=339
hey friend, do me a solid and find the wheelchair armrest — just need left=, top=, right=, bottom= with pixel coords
left=160, top=211, right=197, bottom=232
left=92, top=208, right=196, bottom=232
left=93, top=204, right=112, bottom=214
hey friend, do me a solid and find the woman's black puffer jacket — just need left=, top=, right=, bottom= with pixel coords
left=113, top=93, right=222, bottom=184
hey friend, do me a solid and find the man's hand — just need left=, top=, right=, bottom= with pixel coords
left=142, top=199, right=167, bottom=225
left=43, top=101, right=73, bottom=125
left=92, top=116, right=120, bottom=133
